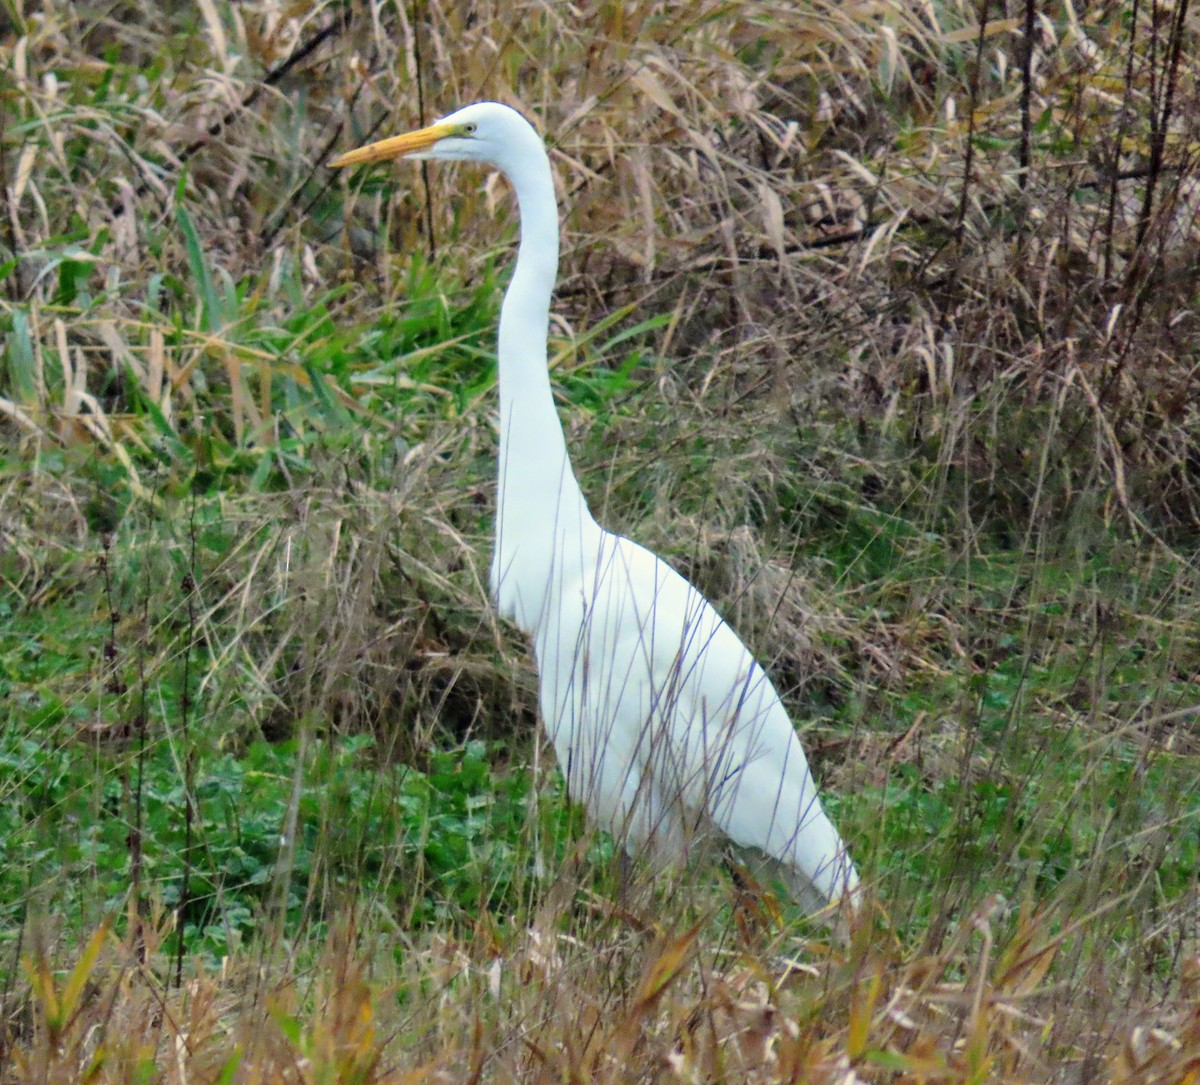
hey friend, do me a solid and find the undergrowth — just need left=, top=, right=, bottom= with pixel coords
left=1, top=0, right=1199, bottom=1081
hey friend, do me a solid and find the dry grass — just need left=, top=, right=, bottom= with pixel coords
left=2, top=0, right=1200, bottom=1081
left=4, top=896, right=1200, bottom=1083
left=4, top=0, right=1198, bottom=527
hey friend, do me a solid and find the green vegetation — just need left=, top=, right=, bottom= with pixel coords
left=1, top=1, right=1199, bottom=1081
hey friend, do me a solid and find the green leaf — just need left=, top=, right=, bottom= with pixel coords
left=175, top=177, right=219, bottom=331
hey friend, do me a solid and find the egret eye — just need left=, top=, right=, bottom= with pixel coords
left=462, top=122, right=477, bottom=135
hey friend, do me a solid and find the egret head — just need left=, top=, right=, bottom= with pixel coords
left=329, top=102, right=538, bottom=173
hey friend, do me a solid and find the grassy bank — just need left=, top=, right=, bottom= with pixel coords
left=1, top=0, right=1198, bottom=1080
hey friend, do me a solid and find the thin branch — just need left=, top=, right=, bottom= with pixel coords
left=954, top=0, right=992, bottom=240
left=1134, top=0, right=1190, bottom=250
left=1018, top=0, right=1036, bottom=191
left=174, top=494, right=199, bottom=989
left=1104, top=0, right=1142, bottom=282
left=412, top=0, right=437, bottom=260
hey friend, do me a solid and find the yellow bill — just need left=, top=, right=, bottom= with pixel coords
left=329, top=122, right=456, bottom=168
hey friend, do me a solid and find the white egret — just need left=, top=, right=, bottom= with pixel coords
left=332, top=102, right=860, bottom=913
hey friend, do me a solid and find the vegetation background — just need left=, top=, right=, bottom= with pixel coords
left=1, top=0, right=1198, bottom=1080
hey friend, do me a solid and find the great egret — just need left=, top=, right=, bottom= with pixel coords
left=332, top=102, right=860, bottom=913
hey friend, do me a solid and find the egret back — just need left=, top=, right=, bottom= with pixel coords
left=533, top=531, right=859, bottom=908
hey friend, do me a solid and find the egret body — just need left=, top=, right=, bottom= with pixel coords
left=332, top=102, right=860, bottom=911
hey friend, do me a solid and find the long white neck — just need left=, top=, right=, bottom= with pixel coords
left=491, top=139, right=596, bottom=629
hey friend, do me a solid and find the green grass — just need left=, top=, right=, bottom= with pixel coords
left=3, top=446, right=1195, bottom=953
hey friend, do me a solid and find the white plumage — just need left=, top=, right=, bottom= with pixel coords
left=332, top=101, right=860, bottom=911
